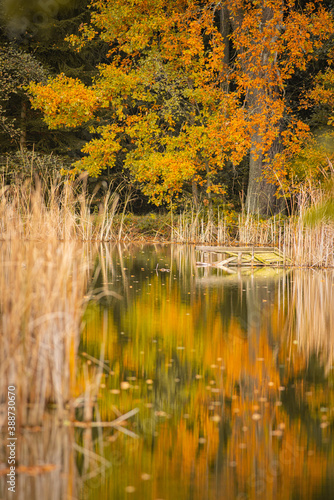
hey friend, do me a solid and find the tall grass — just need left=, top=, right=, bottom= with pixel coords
left=0, top=171, right=124, bottom=241
left=0, top=237, right=90, bottom=427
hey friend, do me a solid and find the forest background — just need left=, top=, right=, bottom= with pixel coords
left=1, top=0, right=334, bottom=230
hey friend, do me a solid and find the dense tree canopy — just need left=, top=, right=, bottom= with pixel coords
left=26, top=0, right=334, bottom=213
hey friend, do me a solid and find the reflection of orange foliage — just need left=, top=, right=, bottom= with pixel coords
left=80, top=252, right=334, bottom=499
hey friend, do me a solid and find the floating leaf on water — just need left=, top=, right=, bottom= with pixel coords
left=141, top=473, right=151, bottom=480
left=268, top=382, right=274, bottom=387
left=252, top=413, right=261, bottom=421
left=125, top=486, right=136, bottom=493
left=110, top=389, right=120, bottom=395
left=120, top=382, right=131, bottom=390
left=155, top=411, right=167, bottom=417
left=211, top=415, right=221, bottom=422
left=146, top=379, right=153, bottom=385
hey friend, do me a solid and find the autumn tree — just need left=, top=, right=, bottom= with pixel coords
left=29, top=0, right=333, bottom=213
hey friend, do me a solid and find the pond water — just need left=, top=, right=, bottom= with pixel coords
left=2, top=244, right=334, bottom=500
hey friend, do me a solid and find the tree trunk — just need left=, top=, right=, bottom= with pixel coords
left=246, top=132, right=285, bottom=216
left=228, top=1, right=285, bottom=216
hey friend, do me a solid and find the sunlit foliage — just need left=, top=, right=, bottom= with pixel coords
left=28, top=1, right=334, bottom=208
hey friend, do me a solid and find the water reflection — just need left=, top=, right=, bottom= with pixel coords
left=1, top=244, right=333, bottom=500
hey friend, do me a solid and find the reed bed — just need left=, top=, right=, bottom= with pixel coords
left=171, top=205, right=334, bottom=267
left=0, top=237, right=91, bottom=427
left=1, top=168, right=333, bottom=267
left=0, top=174, right=123, bottom=242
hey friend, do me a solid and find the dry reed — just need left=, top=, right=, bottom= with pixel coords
left=171, top=193, right=334, bottom=267
left=0, top=237, right=90, bottom=427
left=0, top=173, right=123, bottom=242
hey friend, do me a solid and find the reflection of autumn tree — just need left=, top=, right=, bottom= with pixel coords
left=80, top=245, right=334, bottom=499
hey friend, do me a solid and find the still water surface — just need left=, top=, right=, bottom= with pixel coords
left=4, top=244, right=334, bottom=500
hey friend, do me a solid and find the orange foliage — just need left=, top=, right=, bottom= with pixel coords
left=29, top=0, right=334, bottom=202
